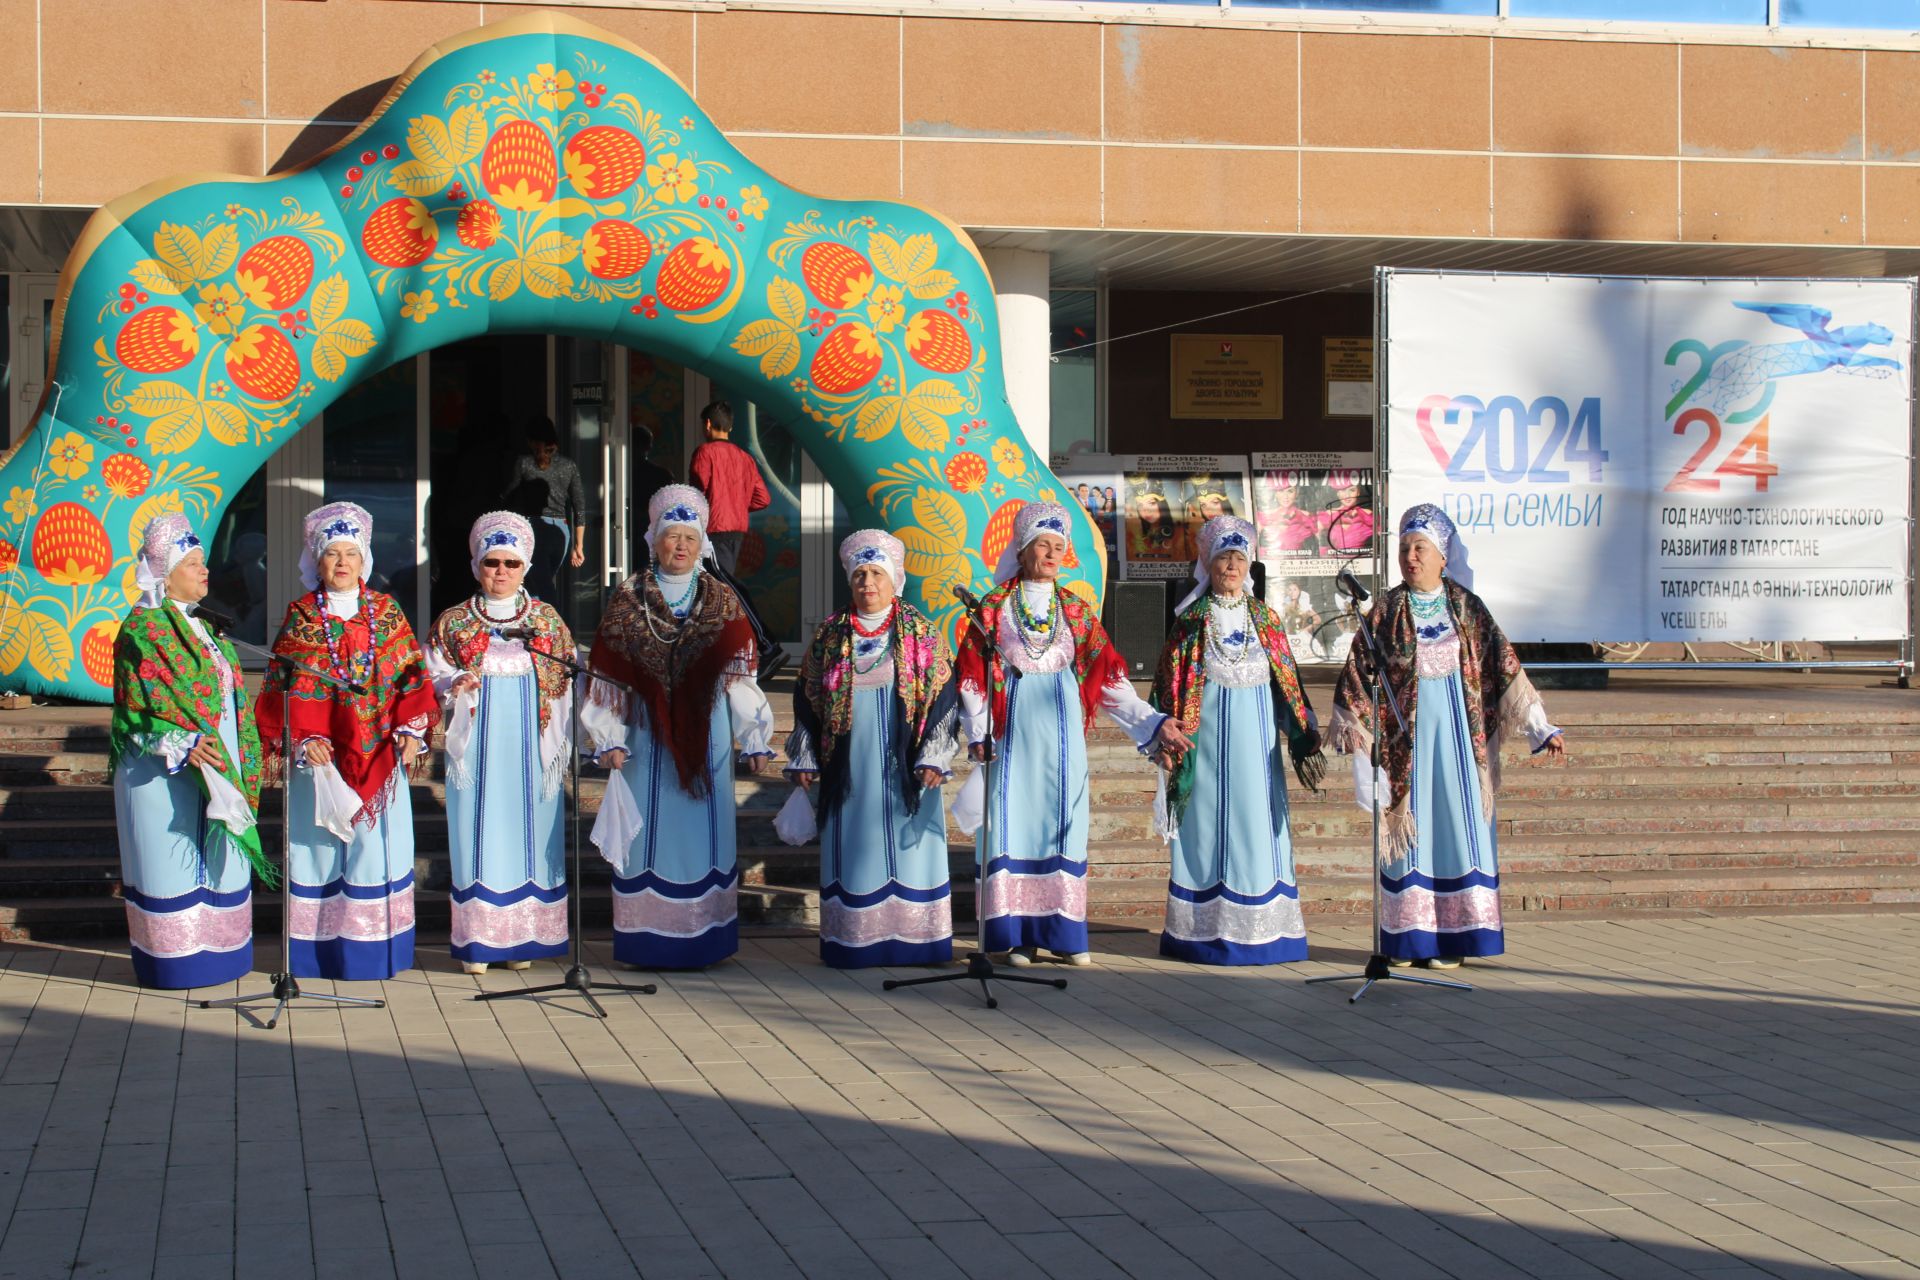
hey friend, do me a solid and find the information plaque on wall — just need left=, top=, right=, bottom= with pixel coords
left=1322, top=336, right=1373, bottom=418
left=1169, top=334, right=1283, bottom=419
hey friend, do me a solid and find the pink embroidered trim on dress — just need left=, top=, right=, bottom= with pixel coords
left=283, top=885, right=417, bottom=943
left=612, top=883, right=737, bottom=938
left=1379, top=884, right=1502, bottom=935
left=124, top=896, right=253, bottom=959
left=1162, top=895, right=1306, bottom=946
left=449, top=895, right=569, bottom=950
left=979, top=868, right=1087, bottom=922
left=1414, top=633, right=1462, bottom=679
left=820, top=894, right=953, bottom=948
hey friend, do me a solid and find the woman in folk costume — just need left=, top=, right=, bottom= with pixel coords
left=1150, top=516, right=1325, bottom=965
left=256, top=501, right=438, bottom=980
left=1328, top=504, right=1565, bottom=968
left=584, top=485, right=775, bottom=969
left=110, top=515, right=272, bottom=989
left=780, top=530, right=961, bottom=968
left=954, top=502, right=1192, bottom=967
left=426, top=512, right=576, bottom=975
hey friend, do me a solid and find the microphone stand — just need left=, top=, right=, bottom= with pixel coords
left=473, top=643, right=656, bottom=1017
left=884, top=587, right=1067, bottom=1008
left=1305, top=588, right=1471, bottom=1002
left=199, top=634, right=385, bottom=1028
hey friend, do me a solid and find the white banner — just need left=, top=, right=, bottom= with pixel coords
left=1382, top=271, right=1915, bottom=643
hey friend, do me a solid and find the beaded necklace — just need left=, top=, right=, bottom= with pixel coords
left=315, top=588, right=377, bottom=690
left=1410, top=587, right=1452, bottom=642
left=640, top=567, right=698, bottom=644
left=1206, top=593, right=1254, bottom=663
left=850, top=601, right=896, bottom=638
left=468, top=587, right=532, bottom=633
left=1011, top=583, right=1060, bottom=662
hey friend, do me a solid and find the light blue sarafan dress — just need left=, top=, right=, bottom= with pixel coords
left=111, top=602, right=257, bottom=989
left=784, top=606, right=960, bottom=968
left=1155, top=595, right=1319, bottom=965
left=955, top=581, right=1166, bottom=957
left=260, top=586, right=437, bottom=983
left=1332, top=582, right=1560, bottom=961
left=427, top=593, right=575, bottom=967
left=585, top=568, right=774, bottom=969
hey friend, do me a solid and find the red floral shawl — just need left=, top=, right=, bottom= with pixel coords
left=588, top=572, right=756, bottom=796
left=256, top=590, right=438, bottom=822
left=955, top=578, right=1130, bottom=735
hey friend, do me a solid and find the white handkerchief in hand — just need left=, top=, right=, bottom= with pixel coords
left=773, top=787, right=817, bottom=847
left=949, top=766, right=984, bottom=836
left=591, top=768, right=641, bottom=868
left=310, top=762, right=363, bottom=842
left=1151, top=769, right=1172, bottom=844
left=198, top=762, right=256, bottom=836
left=1351, top=752, right=1390, bottom=816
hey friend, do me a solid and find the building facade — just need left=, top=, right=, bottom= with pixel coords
left=5, top=0, right=1919, bottom=654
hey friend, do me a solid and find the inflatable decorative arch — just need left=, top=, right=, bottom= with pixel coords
left=0, top=11, right=1103, bottom=701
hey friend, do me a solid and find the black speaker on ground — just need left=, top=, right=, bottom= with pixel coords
left=1112, top=580, right=1167, bottom=678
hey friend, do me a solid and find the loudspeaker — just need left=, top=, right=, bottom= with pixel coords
left=1111, top=580, right=1167, bottom=678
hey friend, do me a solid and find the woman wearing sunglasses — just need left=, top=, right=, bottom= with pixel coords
left=426, top=512, right=579, bottom=975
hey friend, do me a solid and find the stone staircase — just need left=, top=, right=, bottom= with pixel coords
left=1, top=678, right=1918, bottom=942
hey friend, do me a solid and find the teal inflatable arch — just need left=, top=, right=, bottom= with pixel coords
left=0, top=11, right=1103, bottom=701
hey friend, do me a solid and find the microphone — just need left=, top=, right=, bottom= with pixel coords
left=492, top=625, right=538, bottom=642
left=951, top=585, right=983, bottom=611
left=1336, top=568, right=1370, bottom=605
left=196, top=605, right=236, bottom=635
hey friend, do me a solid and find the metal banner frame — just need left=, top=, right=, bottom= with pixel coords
left=1374, top=266, right=1917, bottom=687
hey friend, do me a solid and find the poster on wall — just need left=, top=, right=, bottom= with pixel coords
left=1250, top=451, right=1378, bottom=663
left=1049, top=453, right=1124, bottom=566
left=1111, top=454, right=1253, bottom=582
left=1382, top=270, right=1915, bottom=643
left=1323, top=337, right=1374, bottom=419
left=1170, top=334, right=1283, bottom=419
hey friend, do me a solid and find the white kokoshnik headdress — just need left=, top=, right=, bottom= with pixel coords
left=995, top=501, right=1074, bottom=581
left=136, top=513, right=204, bottom=609
left=646, top=484, right=714, bottom=566
left=838, top=529, right=906, bottom=594
left=298, top=500, right=373, bottom=592
left=468, top=510, right=535, bottom=582
left=1397, top=502, right=1473, bottom=590
left=1177, top=514, right=1256, bottom=613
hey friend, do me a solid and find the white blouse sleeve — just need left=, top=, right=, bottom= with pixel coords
left=1100, top=675, right=1167, bottom=752
left=783, top=724, right=819, bottom=775
left=726, top=676, right=776, bottom=759
left=424, top=638, right=460, bottom=701
left=916, top=712, right=960, bottom=778
left=134, top=727, right=198, bottom=774
left=1522, top=699, right=1563, bottom=753
left=578, top=692, right=631, bottom=760
left=958, top=682, right=989, bottom=746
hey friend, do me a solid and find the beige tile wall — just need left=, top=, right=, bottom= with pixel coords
left=5, top=1, right=1920, bottom=248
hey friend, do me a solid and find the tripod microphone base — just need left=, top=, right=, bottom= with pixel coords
left=473, top=961, right=657, bottom=1018
left=1305, top=953, right=1472, bottom=1003
left=883, top=949, right=1068, bottom=1009
left=200, top=971, right=385, bottom=1030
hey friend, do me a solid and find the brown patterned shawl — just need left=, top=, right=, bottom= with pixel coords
left=588, top=571, right=756, bottom=796
left=1329, top=578, right=1546, bottom=859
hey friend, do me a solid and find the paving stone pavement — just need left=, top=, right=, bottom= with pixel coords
left=1, top=914, right=1919, bottom=1279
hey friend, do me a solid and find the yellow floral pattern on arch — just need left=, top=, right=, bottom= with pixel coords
left=531, top=63, right=575, bottom=111
left=401, top=291, right=439, bottom=323
left=47, top=433, right=94, bottom=481
left=195, top=283, right=244, bottom=335
left=645, top=154, right=699, bottom=205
